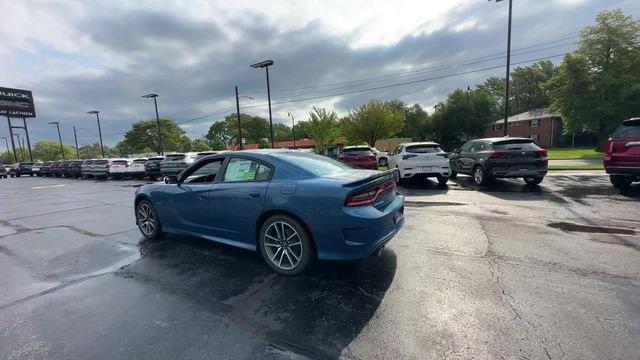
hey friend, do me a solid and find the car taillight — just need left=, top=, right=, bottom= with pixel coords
left=402, top=154, right=417, bottom=160
left=488, top=151, right=508, bottom=158
left=605, top=138, right=614, bottom=154
left=345, top=181, right=396, bottom=207
left=536, top=149, right=548, bottom=158
left=368, top=155, right=376, bottom=160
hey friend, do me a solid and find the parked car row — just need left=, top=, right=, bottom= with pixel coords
left=340, top=137, right=549, bottom=186
left=1, top=151, right=227, bottom=181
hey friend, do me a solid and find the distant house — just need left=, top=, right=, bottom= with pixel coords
left=228, top=138, right=345, bottom=152
left=484, top=109, right=563, bottom=148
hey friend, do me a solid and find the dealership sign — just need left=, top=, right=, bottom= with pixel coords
left=0, top=87, right=36, bottom=118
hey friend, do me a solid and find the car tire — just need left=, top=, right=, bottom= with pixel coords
left=449, top=169, right=457, bottom=179
left=378, top=158, right=388, bottom=167
left=259, top=215, right=313, bottom=276
left=610, top=175, right=632, bottom=190
left=472, top=165, right=490, bottom=186
left=436, top=175, right=448, bottom=185
left=523, top=176, right=543, bottom=185
left=136, top=199, right=162, bottom=239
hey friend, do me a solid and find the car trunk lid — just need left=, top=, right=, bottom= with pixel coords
left=608, top=119, right=640, bottom=165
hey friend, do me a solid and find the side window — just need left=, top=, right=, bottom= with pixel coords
left=477, top=142, right=488, bottom=151
left=460, top=142, right=473, bottom=153
left=183, top=159, right=223, bottom=184
left=223, top=158, right=272, bottom=182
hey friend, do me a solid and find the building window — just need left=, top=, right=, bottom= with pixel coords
left=530, top=119, right=540, bottom=128
left=530, top=134, right=539, bottom=142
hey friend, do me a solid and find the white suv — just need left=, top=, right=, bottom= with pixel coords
left=387, top=142, right=450, bottom=185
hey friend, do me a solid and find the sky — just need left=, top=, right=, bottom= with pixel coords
left=1, top=0, right=639, bottom=148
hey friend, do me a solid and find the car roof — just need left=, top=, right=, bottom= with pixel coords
left=474, top=137, right=534, bottom=143
left=622, top=117, right=640, bottom=125
left=401, top=141, right=440, bottom=147
left=342, top=145, right=371, bottom=149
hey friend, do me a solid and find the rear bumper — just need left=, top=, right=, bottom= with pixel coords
left=399, top=166, right=449, bottom=178
left=491, top=169, right=547, bottom=178
left=311, top=194, right=405, bottom=261
left=605, top=166, right=640, bottom=177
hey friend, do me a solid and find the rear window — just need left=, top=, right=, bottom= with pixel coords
left=21, top=162, right=34, bottom=165
left=277, top=152, right=353, bottom=176
left=612, top=120, right=640, bottom=139
left=94, top=160, right=108, bottom=165
left=148, top=157, right=164, bottom=161
left=133, top=159, right=147, bottom=163
left=112, top=160, right=128, bottom=165
left=406, top=145, right=443, bottom=153
left=342, top=147, right=373, bottom=156
left=493, top=140, right=539, bottom=151
left=165, top=154, right=186, bottom=160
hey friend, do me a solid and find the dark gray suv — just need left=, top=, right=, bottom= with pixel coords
left=449, top=137, right=548, bottom=186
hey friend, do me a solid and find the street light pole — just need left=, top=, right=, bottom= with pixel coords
left=235, top=86, right=243, bottom=150
left=87, top=111, right=105, bottom=158
left=250, top=59, right=275, bottom=148
left=73, top=126, right=80, bottom=160
left=49, top=121, right=65, bottom=160
left=288, top=112, right=296, bottom=149
left=142, top=94, right=164, bottom=155
left=491, top=0, right=513, bottom=136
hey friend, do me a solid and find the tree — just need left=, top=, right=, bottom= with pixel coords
left=121, top=118, right=189, bottom=153
left=343, top=101, right=403, bottom=147
left=191, top=139, right=210, bottom=152
left=424, top=88, right=496, bottom=149
left=31, top=140, right=76, bottom=161
left=273, top=123, right=293, bottom=142
left=206, top=121, right=231, bottom=150
left=546, top=9, right=640, bottom=146
left=77, top=142, right=119, bottom=159
left=510, top=60, right=558, bottom=114
left=478, top=76, right=505, bottom=120
left=304, top=107, right=341, bottom=155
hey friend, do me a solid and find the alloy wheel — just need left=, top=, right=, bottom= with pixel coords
left=474, top=167, right=483, bottom=185
left=137, top=202, right=156, bottom=236
left=263, top=221, right=303, bottom=271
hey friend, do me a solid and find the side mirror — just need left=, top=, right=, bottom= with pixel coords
left=164, top=175, right=178, bottom=184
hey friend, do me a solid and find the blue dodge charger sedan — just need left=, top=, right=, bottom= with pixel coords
left=134, top=150, right=405, bottom=275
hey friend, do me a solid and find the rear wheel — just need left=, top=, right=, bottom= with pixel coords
left=472, top=166, right=490, bottom=186
left=449, top=168, right=457, bottom=179
left=259, top=215, right=312, bottom=275
left=378, top=158, right=388, bottom=167
left=523, top=176, right=544, bottom=185
left=436, top=175, right=448, bottom=185
left=136, top=199, right=162, bottom=239
left=610, top=175, right=633, bottom=190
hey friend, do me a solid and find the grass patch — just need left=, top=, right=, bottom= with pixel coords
left=548, top=164, right=604, bottom=171
left=547, top=147, right=603, bottom=160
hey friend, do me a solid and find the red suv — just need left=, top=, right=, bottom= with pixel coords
left=338, top=146, right=378, bottom=170
left=604, top=118, right=640, bottom=190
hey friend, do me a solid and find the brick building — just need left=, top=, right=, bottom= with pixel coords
left=484, top=109, right=563, bottom=148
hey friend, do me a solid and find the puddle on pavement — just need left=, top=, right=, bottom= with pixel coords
left=548, top=222, right=636, bottom=235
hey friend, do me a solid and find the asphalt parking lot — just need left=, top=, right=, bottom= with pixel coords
left=1, top=173, right=639, bottom=359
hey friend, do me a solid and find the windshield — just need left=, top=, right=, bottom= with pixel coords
left=133, top=159, right=147, bottom=163
left=94, top=160, right=108, bottom=165
left=276, top=152, right=354, bottom=176
left=493, top=140, right=539, bottom=151
left=342, top=147, right=373, bottom=156
left=406, top=145, right=442, bottom=153
left=165, top=154, right=186, bottom=160
left=112, top=160, right=128, bottom=165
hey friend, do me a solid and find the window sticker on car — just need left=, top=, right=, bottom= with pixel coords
left=224, top=159, right=257, bottom=181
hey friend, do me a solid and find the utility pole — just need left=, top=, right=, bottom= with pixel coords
left=235, top=86, right=243, bottom=150
left=73, top=126, right=80, bottom=160
left=288, top=112, right=296, bottom=149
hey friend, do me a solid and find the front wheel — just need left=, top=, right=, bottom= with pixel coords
left=610, top=175, right=632, bottom=190
left=473, top=166, right=490, bottom=186
left=136, top=200, right=162, bottom=239
left=436, top=175, right=448, bottom=185
left=259, top=215, right=313, bottom=275
left=523, top=176, right=543, bottom=185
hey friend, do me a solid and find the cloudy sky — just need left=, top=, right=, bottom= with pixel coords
left=1, top=0, right=638, bottom=147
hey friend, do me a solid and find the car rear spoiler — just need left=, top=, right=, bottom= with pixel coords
left=342, top=169, right=396, bottom=187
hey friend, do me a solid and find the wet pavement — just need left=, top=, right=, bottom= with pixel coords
left=0, top=173, right=639, bottom=359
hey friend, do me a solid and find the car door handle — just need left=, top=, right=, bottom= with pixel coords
left=197, top=194, right=208, bottom=200
left=249, top=192, right=260, bottom=198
